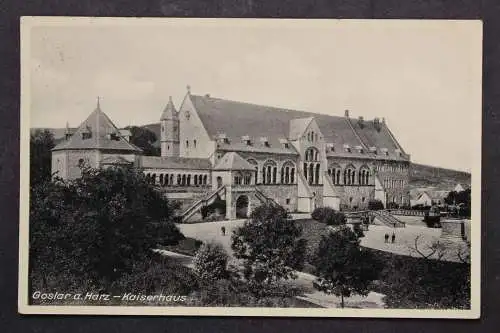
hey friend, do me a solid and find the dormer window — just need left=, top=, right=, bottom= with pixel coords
left=279, top=138, right=289, bottom=149
left=260, top=137, right=270, bottom=147
left=241, top=135, right=252, bottom=146
left=381, top=148, right=389, bottom=156
left=343, top=144, right=351, bottom=153
left=369, top=146, right=377, bottom=154
left=395, top=148, right=402, bottom=156
left=185, top=110, right=190, bottom=120
left=355, top=145, right=364, bottom=153
left=217, top=133, right=230, bottom=144
left=326, top=143, right=335, bottom=152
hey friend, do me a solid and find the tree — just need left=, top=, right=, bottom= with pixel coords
left=192, top=242, right=230, bottom=286
left=29, top=166, right=184, bottom=294
left=311, top=207, right=346, bottom=226
left=30, top=129, right=55, bottom=185
left=126, top=126, right=160, bottom=156
left=231, top=203, right=306, bottom=297
left=313, top=225, right=382, bottom=308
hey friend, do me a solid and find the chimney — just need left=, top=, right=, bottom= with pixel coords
left=373, top=118, right=381, bottom=131
left=344, top=109, right=349, bottom=118
left=358, top=116, right=364, bottom=128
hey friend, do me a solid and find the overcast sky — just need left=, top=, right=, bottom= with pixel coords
left=25, top=18, right=482, bottom=172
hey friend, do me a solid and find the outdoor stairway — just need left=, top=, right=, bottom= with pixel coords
left=372, top=210, right=406, bottom=228
left=254, top=187, right=281, bottom=207
left=180, top=185, right=226, bottom=222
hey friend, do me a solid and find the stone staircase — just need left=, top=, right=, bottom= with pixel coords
left=180, top=185, right=226, bottom=222
left=372, top=210, right=406, bottom=228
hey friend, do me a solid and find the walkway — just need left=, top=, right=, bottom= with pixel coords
left=175, top=216, right=386, bottom=309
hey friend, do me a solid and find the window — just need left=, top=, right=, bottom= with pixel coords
left=186, top=140, right=189, bottom=148
left=262, top=160, right=277, bottom=184
left=281, top=161, right=295, bottom=184
left=161, top=125, right=164, bottom=132
left=286, top=198, right=291, bottom=205
left=244, top=173, right=252, bottom=185
left=194, top=139, right=197, bottom=148
left=82, top=132, right=91, bottom=140
left=343, top=166, right=356, bottom=185
left=284, top=143, right=289, bottom=149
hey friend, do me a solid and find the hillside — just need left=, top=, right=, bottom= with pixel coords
left=409, top=163, right=471, bottom=191
left=32, top=125, right=471, bottom=191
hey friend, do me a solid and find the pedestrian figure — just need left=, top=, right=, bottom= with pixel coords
left=221, top=226, right=226, bottom=236
left=384, top=233, right=389, bottom=243
left=391, top=232, right=396, bottom=244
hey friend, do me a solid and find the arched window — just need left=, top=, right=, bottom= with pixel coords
left=359, top=165, right=370, bottom=185
left=159, top=174, right=164, bottom=185
left=315, top=163, right=320, bottom=184
left=308, top=163, right=314, bottom=185
left=194, top=175, right=198, bottom=186
left=203, top=175, right=207, bottom=185
left=281, top=161, right=295, bottom=184
left=177, top=174, right=181, bottom=185
left=344, top=165, right=356, bottom=185
left=187, top=175, right=191, bottom=186
left=170, top=174, right=174, bottom=185
left=152, top=174, right=157, bottom=185
left=181, top=174, right=186, bottom=186
left=262, top=160, right=277, bottom=185
left=329, top=164, right=341, bottom=185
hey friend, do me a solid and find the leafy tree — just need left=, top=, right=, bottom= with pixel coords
left=445, top=189, right=471, bottom=218
left=313, top=225, right=382, bottom=308
left=126, top=126, right=160, bottom=156
left=29, top=166, right=183, bottom=294
left=192, top=241, right=230, bottom=286
left=231, top=203, right=306, bottom=297
left=30, top=129, right=55, bottom=185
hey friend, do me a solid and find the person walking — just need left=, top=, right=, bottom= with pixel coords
left=391, top=232, right=396, bottom=244
left=384, top=233, right=389, bottom=243
left=221, top=226, right=226, bottom=236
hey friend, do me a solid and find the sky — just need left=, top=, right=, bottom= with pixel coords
left=25, top=18, right=482, bottom=172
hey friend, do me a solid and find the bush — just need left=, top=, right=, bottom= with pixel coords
left=353, top=223, right=365, bottom=238
left=311, top=207, right=346, bottom=226
left=311, top=207, right=335, bottom=221
left=192, top=242, right=230, bottom=286
left=368, top=199, right=384, bottom=211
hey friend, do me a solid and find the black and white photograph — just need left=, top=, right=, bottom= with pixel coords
left=19, top=17, right=482, bottom=317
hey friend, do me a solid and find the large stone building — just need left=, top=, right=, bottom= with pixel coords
left=52, top=87, right=411, bottom=220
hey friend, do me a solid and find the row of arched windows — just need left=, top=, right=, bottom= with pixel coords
left=247, top=158, right=296, bottom=185
left=375, top=163, right=408, bottom=173
left=384, top=179, right=405, bottom=189
left=327, top=165, right=371, bottom=186
left=145, top=172, right=209, bottom=187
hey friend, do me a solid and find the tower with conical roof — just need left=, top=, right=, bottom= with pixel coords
left=160, top=96, right=180, bottom=157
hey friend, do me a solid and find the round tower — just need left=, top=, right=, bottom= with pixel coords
left=160, top=96, right=180, bottom=157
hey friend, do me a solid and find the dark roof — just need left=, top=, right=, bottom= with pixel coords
left=189, top=94, right=408, bottom=161
left=52, top=106, right=142, bottom=153
left=141, top=156, right=212, bottom=170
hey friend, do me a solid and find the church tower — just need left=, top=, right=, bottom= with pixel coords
left=160, top=96, right=180, bottom=157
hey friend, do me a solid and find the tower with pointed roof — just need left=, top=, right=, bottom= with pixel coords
left=160, top=96, right=180, bottom=157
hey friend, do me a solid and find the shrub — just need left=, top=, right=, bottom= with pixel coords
left=368, top=199, right=384, bottom=211
left=192, top=242, right=230, bottom=286
left=311, top=207, right=346, bottom=226
left=311, top=207, right=335, bottom=221
left=353, top=223, right=365, bottom=238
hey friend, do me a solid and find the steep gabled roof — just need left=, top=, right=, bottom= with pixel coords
left=160, top=96, right=177, bottom=120
left=289, top=117, right=314, bottom=140
left=214, top=152, right=256, bottom=171
left=52, top=103, right=142, bottom=153
left=189, top=94, right=408, bottom=161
